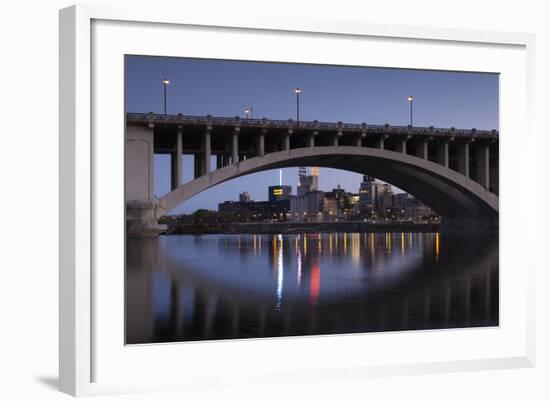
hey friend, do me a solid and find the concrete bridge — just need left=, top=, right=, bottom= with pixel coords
left=125, top=112, right=498, bottom=236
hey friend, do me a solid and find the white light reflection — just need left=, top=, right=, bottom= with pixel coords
left=276, top=234, right=284, bottom=310
left=297, top=235, right=302, bottom=286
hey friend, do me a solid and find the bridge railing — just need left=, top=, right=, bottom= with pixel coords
left=126, top=113, right=498, bottom=137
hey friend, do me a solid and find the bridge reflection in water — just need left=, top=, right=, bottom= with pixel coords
left=126, top=232, right=498, bottom=344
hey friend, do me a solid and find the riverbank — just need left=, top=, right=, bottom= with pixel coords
left=162, top=221, right=440, bottom=235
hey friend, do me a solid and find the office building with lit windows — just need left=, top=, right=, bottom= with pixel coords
left=268, top=185, right=292, bottom=202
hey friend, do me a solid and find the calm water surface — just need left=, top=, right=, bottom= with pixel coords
left=126, top=232, right=498, bottom=344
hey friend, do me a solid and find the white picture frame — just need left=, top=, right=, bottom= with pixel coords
left=59, top=4, right=536, bottom=397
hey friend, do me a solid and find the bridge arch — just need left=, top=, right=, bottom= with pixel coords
left=159, top=146, right=498, bottom=230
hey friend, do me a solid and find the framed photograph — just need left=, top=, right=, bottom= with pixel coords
left=59, top=4, right=536, bottom=396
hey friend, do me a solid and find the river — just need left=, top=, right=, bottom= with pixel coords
left=126, top=232, right=498, bottom=344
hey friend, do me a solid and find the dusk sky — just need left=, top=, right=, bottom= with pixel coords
left=126, top=56, right=498, bottom=214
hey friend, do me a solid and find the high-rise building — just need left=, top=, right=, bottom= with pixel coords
left=297, top=166, right=319, bottom=196
left=344, top=194, right=360, bottom=219
left=289, top=195, right=304, bottom=222
left=380, top=191, right=395, bottom=217
left=404, top=196, right=436, bottom=221
left=323, top=194, right=338, bottom=221
left=331, top=185, right=346, bottom=213
left=309, top=167, right=319, bottom=191
left=292, top=167, right=324, bottom=221
left=304, top=190, right=325, bottom=222
left=357, top=175, right=394, bottom=217
left=393, top=193, right=409, bottom=212
left=372, top=182, right=391, bottom=213
left=359, top=175, right=375, bottom=216
left=239, top=191, right=252, bottom=202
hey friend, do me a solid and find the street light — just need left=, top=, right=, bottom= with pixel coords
left=295, top=87, right=301, bottom=124
left=407, top=95, right=414, bottom=128
left=244, top=106, right=253, bottom=120
left=162, top=79, right=170, bottom=116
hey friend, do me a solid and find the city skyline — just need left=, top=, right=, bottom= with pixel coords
left=126, top=56, right=499, bottom=214
left=211, top=171, right=435, bottom=224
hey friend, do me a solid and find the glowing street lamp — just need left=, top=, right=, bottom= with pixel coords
left=162, top=79, right=170, bottom=116
left=407, top=95, right=414, bottom=128
left=295, top=87, right=301, bottom=124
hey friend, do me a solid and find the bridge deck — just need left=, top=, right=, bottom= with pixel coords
left=127, top=112, right=498, bottom=139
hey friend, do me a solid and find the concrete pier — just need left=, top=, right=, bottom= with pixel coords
left=170, top=129, right=182, bottom=190
left=232, top=127, right=239, bottom=164
left=476, top=145, right=490, bottom=189
left=126, top=124, right=163, bottom=236
left=457, top=141, right=470, bottom=178
left=416, top=138, right=429, bottom=160
left=437, top=141, right=449, bottom=168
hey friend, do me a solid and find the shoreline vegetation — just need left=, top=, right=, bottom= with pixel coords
left=159, top=209, right=440, bottom=235
left=161, top=221, right=440, bottom=235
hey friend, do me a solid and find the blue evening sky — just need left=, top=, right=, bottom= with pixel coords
left=126, top=56, right=498, bottom=214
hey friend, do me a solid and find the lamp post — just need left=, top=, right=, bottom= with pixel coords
left=407, top=95, right=414, bottom=128
left=244, top=106, right=253, bottom=120
left=295, top=87, right=301, bottom=124
left=162, top=79, right=170, bottom=116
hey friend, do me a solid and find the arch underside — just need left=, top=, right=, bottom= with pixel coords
left=160, top=146, right=498, bottom=222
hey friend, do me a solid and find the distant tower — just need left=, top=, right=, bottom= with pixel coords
left=239, top=191, right=251, bottom=202
left=363, top=174, right=374, bottom=183
left=359, top=174, right=375, bottom=217
left=310, top=167, right=319, bottom=191
left=297, top=166, right=319, bottom=196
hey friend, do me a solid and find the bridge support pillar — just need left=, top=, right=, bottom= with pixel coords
left=457, top=142, right=470, bottom=178
left=194, top=155, right=203, bottom=179
left=258, top=128, right=266, bottom=156
left=126, top=125, right=154, bottom=202
left=170, top=129, right=182, bottom=190
left=232, top=127, right=240, bottom=164
left=333, top=126, right=342, bottom=147
left=437, top=141, right=449, bottom=168
left=203, top=126, right=212, bottom=174
left=490, top=146, right=498, bottom=194
left=416, top=139, right=429, bottom=159
left=308, top=132, right=316, bottom=148
left=126, top=200, right=163, bottom=238
left=126, top=124, right=161, bottom=237
left=359, top=123, right=367, bottom=147
left=312, top=121, right=321, bottom=147
left=395, top=136, right=410, bottom=154
left=476, top=145, right=490, bottom=189
left=377, top=134, right=388, bottom=150
left=284, top=129, right=292, bottom=151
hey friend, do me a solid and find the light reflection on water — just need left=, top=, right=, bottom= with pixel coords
left=126, top=232, right=498, bottom=344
